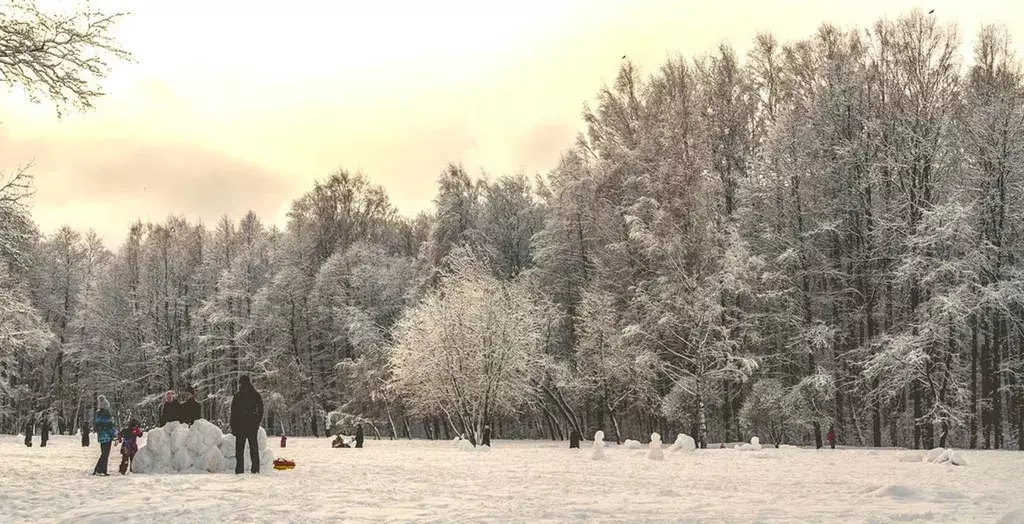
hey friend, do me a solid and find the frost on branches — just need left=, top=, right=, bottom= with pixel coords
left=389, top=252, right=553, bottom=446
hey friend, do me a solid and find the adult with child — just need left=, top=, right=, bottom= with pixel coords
left=178, top=385, right=202, bottom=425
left=231, top=375, right=264, bottom=474
left=92, top=395, right=118, bottom=476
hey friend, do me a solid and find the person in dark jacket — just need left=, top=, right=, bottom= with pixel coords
left=230, top=375, right=264, bottom=474
left=81, top=420, right=91, bottom=447
left=39, top=414, right=50, bottom=447
left=569, top=428, right=581, bottom=449
left=23, top=417, right=33, bottom=447
left=158, top=390, right=180, bottom=426
left=93, top=395, right=117, bottom=476
left=481, top=425, right=491, bottom=447
left=355, top=424, right=364, bottom=448
left=178, top=385, right=202, bottom=425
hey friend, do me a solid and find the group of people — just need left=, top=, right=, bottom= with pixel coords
left=22, top=413, right=52, bottom=448
left=157, top=385, right=203, bottom=426
left=331, top=424, right=366, bottom=448
left=89, top=375, right=265, bottom=476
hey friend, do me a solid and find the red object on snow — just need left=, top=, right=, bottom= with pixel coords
left=273, top=458, right=295, bottom=470
left=280, top=435, right=287, bottom=448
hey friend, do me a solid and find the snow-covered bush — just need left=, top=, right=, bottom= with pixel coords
left=739, top=379, right=799, bottom=448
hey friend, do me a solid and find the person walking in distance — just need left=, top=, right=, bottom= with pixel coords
left=482, top=425, right=492, bottom=447
left=355, top=423, right=364, bottom=448
left=231, top=375, right=264, bottom=474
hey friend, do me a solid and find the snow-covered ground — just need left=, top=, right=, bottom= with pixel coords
left=2, top=434, right=1022, bottom=523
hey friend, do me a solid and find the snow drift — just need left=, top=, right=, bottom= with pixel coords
left=131, top=420, right=274, bottom=474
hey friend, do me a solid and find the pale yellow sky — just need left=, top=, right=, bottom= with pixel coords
left=1, top=0, right=1020, bottom=248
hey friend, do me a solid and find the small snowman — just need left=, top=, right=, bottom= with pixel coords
left=592, top=430, right=606, bottom=460
left=647, top=432, right=664, bottom=461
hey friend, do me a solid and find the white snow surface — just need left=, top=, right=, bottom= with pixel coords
left=130, top=421, right=274, bottom=474
left=2, top=434, right=1022, bottom=523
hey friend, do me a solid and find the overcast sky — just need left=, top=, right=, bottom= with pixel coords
left=1, top=0, right=1021, bottom=248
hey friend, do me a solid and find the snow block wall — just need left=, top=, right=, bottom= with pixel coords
left=131, top=420, right=274, bottom=474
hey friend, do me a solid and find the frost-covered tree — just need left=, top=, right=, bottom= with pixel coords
left=390, top=252, right=553, bottom=444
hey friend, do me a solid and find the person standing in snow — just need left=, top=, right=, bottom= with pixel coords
left=81, top=420, right=90, bottom=447
left=178, top=385, right=202, bottom=425
left=230, top=375, right=264, bottom=474
left=355, top=423, right=364, bottom=448
left=92, top=395, right=117, bottom=476
left=826, top=427, right=836, bottom=449
left=23, top=416, right=33, bottom=447
left=117, top=419, right=143, bottom=474
left=158, top=390, right=180, bottom=426
left=482, top=425, right=491, bottom=447
left=39, top=414, right=50, bottom=447
left=569, top=428, right=581, bottom=449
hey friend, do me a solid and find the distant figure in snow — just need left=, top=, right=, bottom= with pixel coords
left=826, top=427, right=835, bottom=449
left=81, top=421, right=90, bottom=447
left=23, top=417, right=33, bottom=447
left=231, top=375, right=264, bottom=474
left=355, top=424, right=364, bottom=448
left=178, top=385, right=202, bottom=425
left=158, top=390, right=180, bottom=426
left=92, top=395, right=117, bottom=476
left=332, top=435, right=351, bottom=448
left=569, top=428, right=581, bottom=449
left=280, top=433, right=287, bottom=448
left=39, top=415, right=50, bottom=447
left=481, top=425, right=491, bottom=447
left=118, top=419, right=143, bottom=474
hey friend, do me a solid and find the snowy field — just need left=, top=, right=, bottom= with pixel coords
left=2, top=434, right=1023, bottom=523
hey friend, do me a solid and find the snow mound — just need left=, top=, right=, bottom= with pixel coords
left=737, top=437, right=763, bottom=451
left=871, top=484, right=921, bottom=500
left=592, top=431, right=606, bottom=460
left=997, top=508, right=1024, bottom=524
left=477, top=444, right=491, bottom=453
left=132, top=421, right=274, bottom=474
left=623, top=439, right=641, bottom=450
left=668, top=433, right=696, bottom=453
left=647, top=433, right=664, bottom=461
left=898, top=451, right=924, bottom=463
left=926, top=447, right=967, bottom=466
left=458, top=439, right=475, bottom=452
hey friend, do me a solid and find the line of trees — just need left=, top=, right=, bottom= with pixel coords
left=1, top=7, right=1022, bottom=450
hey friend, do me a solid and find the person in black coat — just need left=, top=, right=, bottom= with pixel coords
left=231, top=375, right=264, bottom=474
left=355, top=424, right=364, bottom=448
left=569, top=428, right=581, bottom=449
left=481, top=425, right=491, bottom=447
left=178, top=385, right=202, bottom=425
left=158, top=390, right=180, bottom=426
left=39, top=415, right=50, bottom=447
left=23, top=418, right=33, bottom=447
left=81, top=420, right=91, bottom=447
